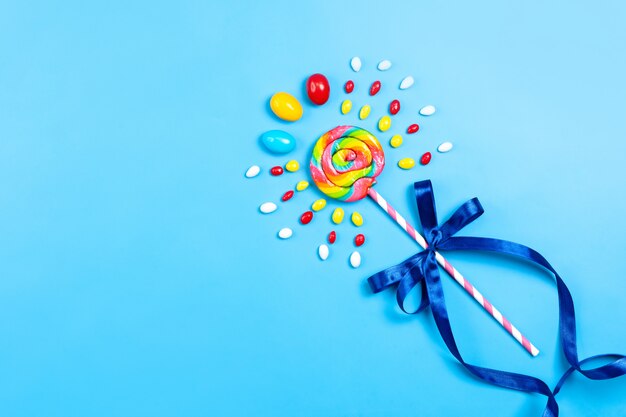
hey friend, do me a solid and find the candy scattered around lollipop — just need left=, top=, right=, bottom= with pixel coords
left=252, top=58, right=461, bottom=312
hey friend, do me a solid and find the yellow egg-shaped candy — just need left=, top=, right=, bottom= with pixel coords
left=312, top=199, right=327, bottom=212
left=285, top=160, right=299, bottom=172
left=341, top=99, right=352, bottom=115
left=332, top=207, right=344, bottom=224
left=390, top=134, right=403, bottom=148
left=398, top=158, right=415, bottom=170
left=351, top=211, right=363, bottom=227
left=296, top=180, right=309, bottom=191
left=270, top=92, right=303, bottom=122
left=378, top=115, right=391, bottom=132
left=359, top=105, right=371, bottom=120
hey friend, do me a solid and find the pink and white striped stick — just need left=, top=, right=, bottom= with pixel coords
left=367, top=188, right=539, bottom=356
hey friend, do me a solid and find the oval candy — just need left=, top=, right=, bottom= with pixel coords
left=419, top=105, right=436, bottom=116
left=245, top=165, right=261, bottom=178
left=260, top=130, right=296, bottom=154
left=296, top=180, right=309, bottom=191
left=399, top=76, right=414, bottom=90
left=259, top=202, right=277, bottom=214
left=437, top=142, right=453, bottom=153
left=318, top=244, right=329, bottom=261
left=270, top=166, right=284, bottom=176
left=278, top=228, right=292, bottom=239
left=355, top=234, right=365, bottom=247
left=345, top=80, right=354, bottom=94
left=349, top=251, right=361, bottom=268
left=398, top=158, right=415, bottom=170
left=390, top=134, right=403, bottom=148
left=351, top=211, right=363, bottom=227
left=420, top=152, right=432, bottom=165
left=378, top=115, right=391, bottom=132
left=269, top=92, right=303, bottom=122
left=341, top=99, right=352, bottom=115
left=328, top=230, right=336, bottom=244
left=285, top=160, right=299, bottom=172
left=332, top=208, right=344, bottom=224
left=312, top=199, right=327, bottom=212
left=389, top=99, right=400, bottom=115
left=350, top=57, right=362, bottom=72
left=300, top=211, right=313, bottom=225
left=370, top=80, right=381, bottom=96
left=359, top=105, right=371, bottom=120
left=306, top=73, right=330, bottom=105
left=407, top=124, right=420, bottom=134
left=281, top=190, right=294, bottom=201
left=378, top=60, right=392, bottom=71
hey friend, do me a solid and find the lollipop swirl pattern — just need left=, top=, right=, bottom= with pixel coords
left=310, top=125, right=385, bottom=202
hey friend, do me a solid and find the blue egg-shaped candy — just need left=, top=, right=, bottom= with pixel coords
left=260, top=130, right=296, bottom=154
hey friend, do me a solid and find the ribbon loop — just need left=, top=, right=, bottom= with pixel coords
left=413, top=180, right=439, bottom=238
left=437, top=197, right=484, bottom=241
left=368, top=181, right=625, bottom=416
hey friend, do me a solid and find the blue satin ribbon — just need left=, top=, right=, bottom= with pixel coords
left=368, top=180, right=626, bottom=416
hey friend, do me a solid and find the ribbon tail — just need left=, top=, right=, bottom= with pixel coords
left=416, top=250, right=559, bottom=417
left=419, top=252, right=560, bottom=416
left=439, top=236, right=626, bottom=387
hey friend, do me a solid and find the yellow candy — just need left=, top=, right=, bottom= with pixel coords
left=332, top=207, right=344, bottom=224
left=359, top=104, right=371, bottom=120
left=341, top=99, right=352, bottom=115
left=378, top=115, right=391, bottom=132
left=351, top=211, right=363, bottom=227
left=390, top=134, right=403, bottom=148
left=269, top=92, right=303, bottom=122
left=296, top=180, right=309, bottom=191
left=398, top=158, right=415, bottom=170
left=285, top=160, right=299, bottom=172
left=312, top=199, right=327, bottom=212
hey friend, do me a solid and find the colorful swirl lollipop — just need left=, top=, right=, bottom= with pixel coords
left=310, top=125, right=385, bottom=202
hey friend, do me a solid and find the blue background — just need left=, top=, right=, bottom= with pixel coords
left=1, top=0, right=625, bottom=416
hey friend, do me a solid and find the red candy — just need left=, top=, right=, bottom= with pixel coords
left=300, top=211, right=313, bottom=225
left=407, top=124, right=420, bottom=134
left=306, top=73, right=330, bottom=105
left=281, top=190, right=294, bottom=201
left=389, top=99, right=400, bottom=115
left=328, top=231, right=336, bottom=244
left=344, top=80, right=354, bottom=94
left=420, top=152, right=432, bottom=165
left=355, top=234, right=365, bottom=247
left=270, top=166, right=284, bottom=176
left=369, top=80, right=381, bottom=96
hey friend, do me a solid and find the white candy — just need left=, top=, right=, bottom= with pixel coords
left=318, top=244, right=329, bottom=261
left=350, top=56, right=362, bottom=72
left=437, top=142, right=453, bottom=153
left=259, top=202, right=277, bottom=214
left=349, top=251, right=361, bottom=268
left=399, top=76, right=414, bottom=90
left=377, top=60, right=392, bottom=71
left=419, top=105, right=436, bottom=116
left=278, top=228, right=292, bottom=239
left=245, top=165, right=260, bottom=178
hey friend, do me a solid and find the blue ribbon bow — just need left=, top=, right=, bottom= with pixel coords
left=368, top=180, right=626, bottom=417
